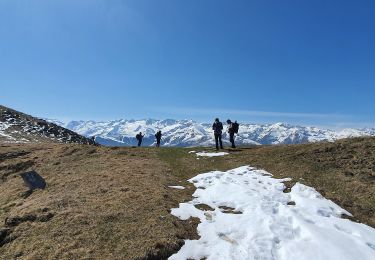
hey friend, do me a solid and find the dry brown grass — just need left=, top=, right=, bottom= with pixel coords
left=0, top=144, right=197, bottom=259
left=1, top=137, right=374, bottom=259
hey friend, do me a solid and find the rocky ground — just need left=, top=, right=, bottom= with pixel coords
left=0, top=105, right=95, bottom=145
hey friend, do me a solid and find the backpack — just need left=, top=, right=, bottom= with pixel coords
left=136, top=134, right=141, bottom=140
left=232, top=122, right=239, bottom=134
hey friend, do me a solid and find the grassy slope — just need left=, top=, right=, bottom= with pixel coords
left=0, top=144, right=197, bottom=259
left=0, top=137, right=374, bottom=259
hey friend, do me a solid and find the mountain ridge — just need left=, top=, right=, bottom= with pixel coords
left=0, top=105, right=95, bottom=145
left=49, top=118, right=375, bottom=147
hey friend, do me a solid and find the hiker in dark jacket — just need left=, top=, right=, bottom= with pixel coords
left=226, top=119, right=238, bottom=148
left=136, top=132, right=144, bottom=147
left=226, top=120, right=235, bottom=148
left=155, top=131, right=162, bottom=147
left=212, top=118, right=223, bottom=150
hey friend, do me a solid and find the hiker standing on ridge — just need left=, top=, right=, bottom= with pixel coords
left=155, top=130, right=162, bottom=147
left=227, top=119, right=239, bottom=148
left=212, top=118, right=223, bottom=150
left=136, top=132, right=144, bottom=147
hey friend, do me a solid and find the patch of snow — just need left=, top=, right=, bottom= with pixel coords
left=170, top=166, right=375, bottom=260
left=168, top=186, right=186, bottom=190
left=0, top=122, right=16, bottom=140
left=196, top=152, right=229, bottom=157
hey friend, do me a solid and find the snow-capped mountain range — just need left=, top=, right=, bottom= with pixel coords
left=48, top=119, right=375, bottom=147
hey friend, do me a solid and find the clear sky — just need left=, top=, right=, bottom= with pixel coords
left=1, top=0, right=374, bottom=128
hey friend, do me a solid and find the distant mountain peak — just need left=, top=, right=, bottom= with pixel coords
left=48, top=118, right=375, bottom=147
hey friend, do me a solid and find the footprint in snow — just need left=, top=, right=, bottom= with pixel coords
left=317, top=208, right=332, bottom=217
left=367, top=242, right=375, bottom=250
left=204, top=212, right=214, bottom=221
left=218, top=233, right=238, bottom=245
left=334, top=224, right=362, bottom=237
left=334, top=224, right=353, bottom=235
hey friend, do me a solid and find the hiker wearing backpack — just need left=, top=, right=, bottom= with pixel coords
left=136, top=132, right=144, bottom=147
left=155, top=130, right=162, bottom=147
left=212, top=118, right=224, bottom=150
left=227, top=119, right=239, bottom=148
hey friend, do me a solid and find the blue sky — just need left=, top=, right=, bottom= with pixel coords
left=1, top=0, right=374, bottom=128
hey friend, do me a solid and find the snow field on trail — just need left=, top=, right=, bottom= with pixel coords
left=195, top=151, right=229, bottom=157
left=169, top=166, right=375, bottom=260
left=168, top=186, right=185, bottom=190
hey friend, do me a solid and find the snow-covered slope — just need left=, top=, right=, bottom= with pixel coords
left=0, top=105, right=95, bottom=144
left=51, top=119, right=375, bottom=147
